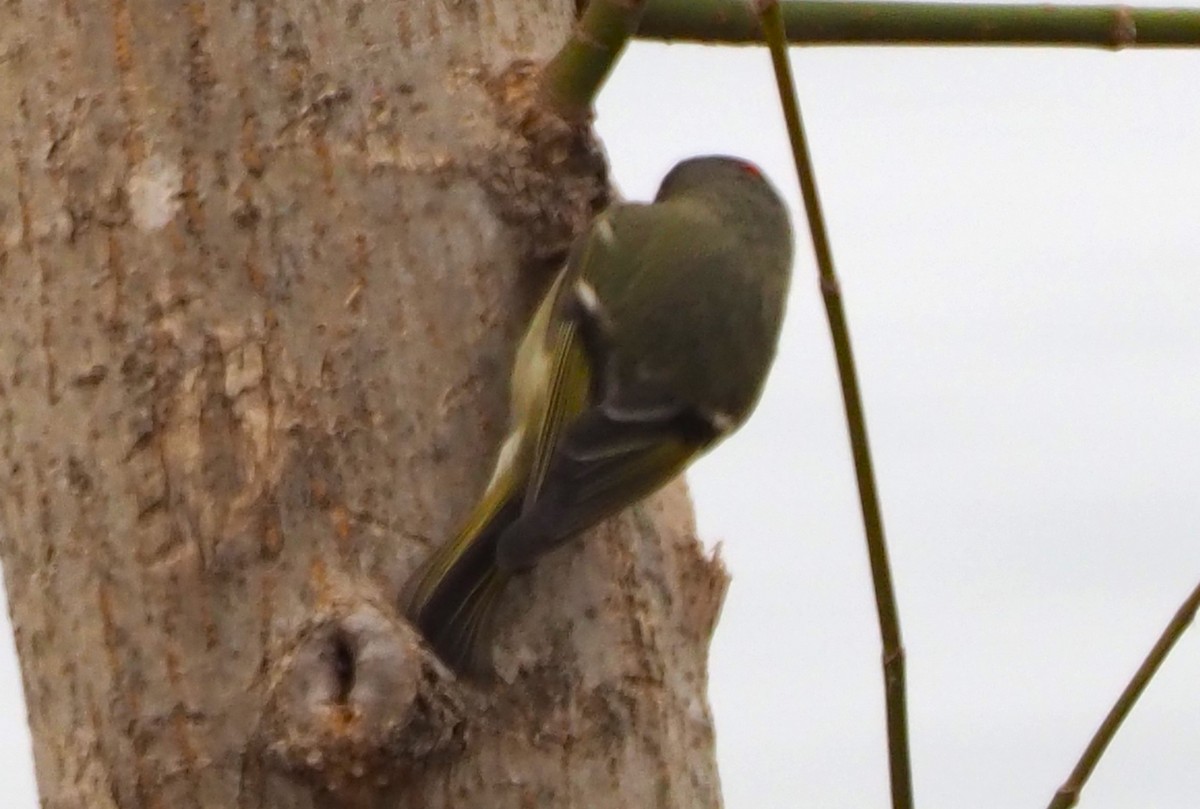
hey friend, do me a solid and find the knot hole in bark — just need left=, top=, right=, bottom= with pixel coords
left=328, top=626, right=356, bottom=705
left=245, top=602, right=469, bottom=806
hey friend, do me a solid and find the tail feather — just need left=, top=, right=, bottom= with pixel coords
left=434, top=568, right=511, bottom=673
left=401, top=496, right=520, bottom=673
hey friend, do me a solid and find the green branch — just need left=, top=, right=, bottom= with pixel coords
left=757, top=4, right=913, bottom=808
left=641, top=1, right=1200, bottom=48
left=1047, top=579, right=1200, bottom=809
left=540, top=0, right=649, bottom=120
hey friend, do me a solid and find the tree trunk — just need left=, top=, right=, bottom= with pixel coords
left=0, top=2, right=727, bottom=807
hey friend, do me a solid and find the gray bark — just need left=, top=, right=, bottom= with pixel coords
left=0, top=1, right=727, bottom=807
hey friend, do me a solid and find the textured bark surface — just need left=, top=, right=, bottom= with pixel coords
left=0, top=2, right=728, bottom=808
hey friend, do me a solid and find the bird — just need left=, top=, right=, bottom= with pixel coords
left=401, top=155, right=794, bottom=673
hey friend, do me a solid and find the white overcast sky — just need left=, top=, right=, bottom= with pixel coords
left=3, top=4, right=1200, bottom=808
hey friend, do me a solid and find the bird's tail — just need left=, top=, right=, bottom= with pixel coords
left=401, top=495, right=519, bottom=674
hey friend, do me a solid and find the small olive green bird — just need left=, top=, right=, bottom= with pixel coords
left=402, top=155, right=793, bottom=672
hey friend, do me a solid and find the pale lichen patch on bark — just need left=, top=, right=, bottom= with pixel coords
left=127, top=155, right=183, bottom=232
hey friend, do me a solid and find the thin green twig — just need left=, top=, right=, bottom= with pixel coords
left=753, top=3, right=912, bottom=801
left=642, top=0, right=1200, bottom=48
left=756, top=3, right=913, bottom=809
left=1047, top=579, right=1200, bottom=809
left=540, top=0, right=649, bottom=120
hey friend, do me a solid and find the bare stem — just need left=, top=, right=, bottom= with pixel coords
left=540, top=0, right=649, bottom=120
left=1047, top=579, right=1200, bottom=809
left=757, top=3, right=913, bottom=809
left=643, top=0, right=1200, bottom=48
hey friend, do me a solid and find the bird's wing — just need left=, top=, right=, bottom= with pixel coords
left=524, top=314, right=589, bottom=506
left=498, top=203, right=734, bottom=571
left=520, top=209, right=628, bottom=505
left=495, top=402, right=716, bottom=571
